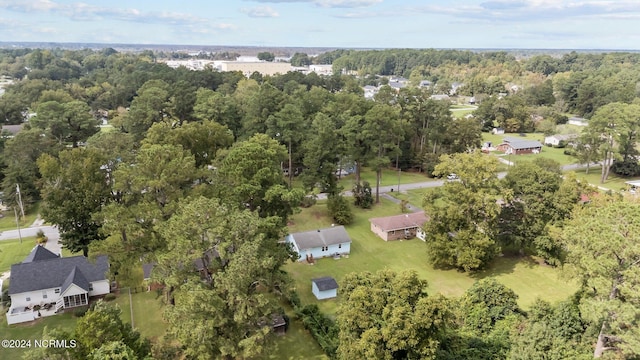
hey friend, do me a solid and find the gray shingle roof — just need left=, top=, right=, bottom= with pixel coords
left=9, top=255, right=109, bottom=295
left=312, top=276, right=338, bottom=291
left=290, top=226, right=351, bottom=251
left=142, top=263, right=155, bottom=280
left=502, top=137, right=542, bottom=150
left=60, top=266, right=90, bottom=293
left=23, top=245, right=59, bottom=263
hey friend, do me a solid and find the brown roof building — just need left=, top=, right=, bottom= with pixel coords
left=369, top=212, right=429, bottom=241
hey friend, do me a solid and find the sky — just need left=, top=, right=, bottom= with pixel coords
left=0, top=0, right=639, bottom=50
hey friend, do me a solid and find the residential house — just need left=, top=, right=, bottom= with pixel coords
left=568, top=116, right=589, bottom=127
left=311, top=277, right=338, bottom=300
left=544, top=134, right=578, bottom=147
left=0, top=124, right=24, bottom=138
left=450, top=82, right=464, bottom=95
left=492, top=127, right=505, bottom=135
left=369, top=212, right=429, bottom=241
left=363, top=85, right=379, bottom=100
left=6, top=246, right=109, bottom=325
left=388, top=81, right=406, bottom=92
left=497, top=137, right=543, bottom=155
left=419, top=80, right=432, bottom=89
left=286, top=226, right=351, bottom=262
left=430, top=94, right=451, bottom=102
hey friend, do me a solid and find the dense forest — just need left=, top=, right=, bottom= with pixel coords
left=1, top=47, right=640, bottom=359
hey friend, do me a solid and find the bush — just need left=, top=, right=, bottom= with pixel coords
left=36, top=229, right=48, bottom=244
left=74, top=307, right=89, bottom=317
left=297, top=305, right=339, bottom=358
left=300, top=195, right=317, bottom=208
left=327, top=194, right=354, bottom=225
left=104, top=293, right=116, bottom=301
left=352, top=181, right=374, bottom=209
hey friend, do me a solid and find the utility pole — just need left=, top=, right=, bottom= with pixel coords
left=396, top=137, right=401, bottom=193
left=16, top=183, right=25, bottom=220
left=14, top=207, right=23, bottom=244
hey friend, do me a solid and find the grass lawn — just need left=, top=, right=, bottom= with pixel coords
left=337, top=167, right=432, bottom=190
left=451, top=108, right=474, bottom=119
left=0, top=237, right=38, bottom=272
left=285, top=198, right=578, bottom=316
left=389, top=188, right=434, bottom=209
left=0, top=202, right=41, bottom=232
left=114, top=290, right=167, bottom=340
left=482, top=132, right=577, bottom=166
left=265, top=305, right=328, bottom=360
left=0, top=311, right=77, bottom=359
left=571, top=166, right=640, bottom=192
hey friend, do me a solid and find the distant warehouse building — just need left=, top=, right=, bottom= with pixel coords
left=216, top=61, right=292, bottom=76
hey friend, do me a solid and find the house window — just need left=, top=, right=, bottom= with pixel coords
left=43, top=291, right=48, bottom=299
left=63, top=293, right=88, bottom=308
left=338, top=244, right=342, bottom=249
left=26, top=297, right=31, bottom=301
left=55, top=289, right=60, bottom=294
left=89, top=284, right=93, bottom=291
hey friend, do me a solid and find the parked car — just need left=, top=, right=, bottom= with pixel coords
left=447, top=173, right=459, bottom=181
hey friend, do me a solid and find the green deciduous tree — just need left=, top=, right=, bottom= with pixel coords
left=213, top=133, right=303, bottom=227
left=31, top=100, right=99, bottom=146
left=75, top=301, right=150, bottom=359
left=327, top=194, right=354, bottom=225
left=424, top=152, right=502, bottom=271
left=337, top=270, right=450, bottom=360
left=37, top=148, right=111, bottom=256
left=156, top=196, right=290, bottom=359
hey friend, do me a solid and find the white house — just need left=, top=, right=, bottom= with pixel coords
left=6, top=246, right=110, bottom=325
left=286, top=226, right=351, bottom=262
left=311, top=277, right=338, bottom=300
left=568, top=117, right=589, bottom=127
left=544, top=134, right=578, bottom=147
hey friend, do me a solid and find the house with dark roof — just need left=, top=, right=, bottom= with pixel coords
left=311, top=276, right=338, bottom=300
left=369, top=212, right=429, bottom=241
left=6, top=246, right=109, bottom=325
left=286, top=226, right=351, bottom=262
left=0, top=124, right=24, bottom=138
left=497, top=137, right=542, bottom=155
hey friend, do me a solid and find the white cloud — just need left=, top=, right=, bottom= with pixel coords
left=414, top=0, right=640, bottom=22
left=0, top=0, right=212, bottom=25
left=240, top=6, right=279, bottom=17
left=247, top=0, right=382, bottom=8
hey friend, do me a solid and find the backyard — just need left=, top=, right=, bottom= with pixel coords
left=284, top=198, right=578, bottom=316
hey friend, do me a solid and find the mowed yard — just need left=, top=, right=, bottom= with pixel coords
left=284, top=199, right=578, bottom=316
left=482, top=132, right=578, bottom=166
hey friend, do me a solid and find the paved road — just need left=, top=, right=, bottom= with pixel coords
left=0, top=225, right=62, bottom=255
left=315, top=161, right=597, bottom=201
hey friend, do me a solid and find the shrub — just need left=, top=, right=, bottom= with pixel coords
left=300, top=195, right=317, bottom=208
left=36, top=229, right=48, bottom=244
left=74, top=307, right=89, bottom=317
left=104, top=293, right=116, bottom=301
left=297, top=305, right=339, bottom=358
left=327, top=194, right=354, bottom=225
left=352, top=181, right=373, bottom=209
